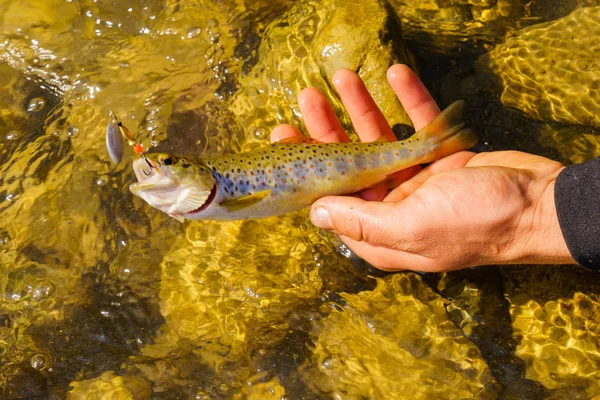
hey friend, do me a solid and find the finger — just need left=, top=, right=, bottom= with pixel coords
left=310, top=195, right=412, bottom=247
left=385, top=151, right=476, bottom=202
left=387, top=64, right=440, bottom=131
left=299, top=87, right=348, bottom=143
left=359, top=186, right=389, bottom=202
left=270, top=124, right=303, bottom=143
left=333, top=69, right=396, bottom=142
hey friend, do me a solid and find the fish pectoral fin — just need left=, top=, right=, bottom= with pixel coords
left=169, top=213, right=186, bottom=223
left=218, top=190, right=271, bottom=212
left=274, top=136, right=322, bottom=145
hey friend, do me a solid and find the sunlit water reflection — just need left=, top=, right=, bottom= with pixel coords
left=1, top=0, right=599, bottom=398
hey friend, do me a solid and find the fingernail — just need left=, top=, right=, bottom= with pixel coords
left=311, top=206, right=332, bottom=230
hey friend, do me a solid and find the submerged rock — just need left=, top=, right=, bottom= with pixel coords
left=387, top=0, right=525, bottom=56
left=504, top=266, right=600, bottom=398
left=527, top=0, right=600, bottom=21
left=474, top=6, right=600, bottom=128
left=538, top=123, right=600, bottom=165
left=230, top=0, right=415, bottom=150
left=439, top=6, right=600, bottom=162
left=301, top=273, right=500, bottom=399
left=134, top=214, right=348, bottom=396
left=67, top=371, right=151, bottom=400
left=0, top=0, right=245, bottom=395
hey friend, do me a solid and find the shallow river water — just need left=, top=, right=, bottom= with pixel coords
left=1, top=0, right=599, bottom=399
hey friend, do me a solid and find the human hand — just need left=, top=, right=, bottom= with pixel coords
left=271, top=64, right=575, bottom=272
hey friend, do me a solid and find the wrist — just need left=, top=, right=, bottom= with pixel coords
left=508, top=167, right=575, bottom=265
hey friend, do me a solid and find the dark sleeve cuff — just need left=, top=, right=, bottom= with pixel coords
left=555, top=157, right=600, bottom=271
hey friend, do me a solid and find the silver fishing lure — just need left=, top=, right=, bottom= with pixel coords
left=106, top=112, right=134, bottom=165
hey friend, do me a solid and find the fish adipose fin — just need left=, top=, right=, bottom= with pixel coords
left=219, top=190, right=271, bottom=211
left=417, top=100, right=479, bottom=158
left=274, top=136, right=322, bottom=145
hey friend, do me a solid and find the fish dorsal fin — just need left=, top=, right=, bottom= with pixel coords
left=219, top=190, right=271, bottom=211
left=169, top=187, right=213, bottom=215
left=274, top=136, right=322, bottom=145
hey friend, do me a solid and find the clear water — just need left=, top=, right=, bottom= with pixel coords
left=1, top=1, right=599, bottom=398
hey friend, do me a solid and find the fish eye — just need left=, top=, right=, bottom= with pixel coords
left=162, top=156, right=175, bottom=166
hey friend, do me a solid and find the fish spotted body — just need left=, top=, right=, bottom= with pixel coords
left=129, top=101, right=477, bottom=222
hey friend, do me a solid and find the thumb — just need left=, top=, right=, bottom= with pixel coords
left=310, top=196, right=404, bottom=245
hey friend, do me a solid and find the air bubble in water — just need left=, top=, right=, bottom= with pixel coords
left=30, top=354, right=50, bottom=370
left=218, top=383, right=229, bottom=393
left=4, top=131, right=20, bottom=141
left=254, top=128, right=266, bottom=140
left=322, top=357, right=334, bottom=369
left=26, top=97, right=46, bottom=113
left=187, top=27, right=201, bottom=39
left=32, top=281, right=55, bottom=301
left=68, top=126, right=79, bottom=137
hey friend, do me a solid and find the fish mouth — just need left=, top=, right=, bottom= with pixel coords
left=133, top=158, right=158, bottom=183
left=187, top=184, right=217, bottom=215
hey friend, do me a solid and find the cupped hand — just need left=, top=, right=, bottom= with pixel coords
left=271, top=64, right=575, bottom=272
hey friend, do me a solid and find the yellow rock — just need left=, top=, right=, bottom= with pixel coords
left=302, top=273, right=499, bottom=399
left=388, top=0, right=523, bottom=56
left=67, top=371, right=151, bottom=400
left=505, top=266, right=600, bottom=398
left=477, top=7, right=600, bottom=128
left=230, top=0, right=415, bottom=151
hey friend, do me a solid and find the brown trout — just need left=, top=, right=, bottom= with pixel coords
left=129, top=101, right=477, bottom=222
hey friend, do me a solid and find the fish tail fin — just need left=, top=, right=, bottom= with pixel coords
left=415, top=100, right=478, bottom=158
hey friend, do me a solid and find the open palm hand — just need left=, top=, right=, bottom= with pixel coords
left=271, top=64, right=573, bottom=271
